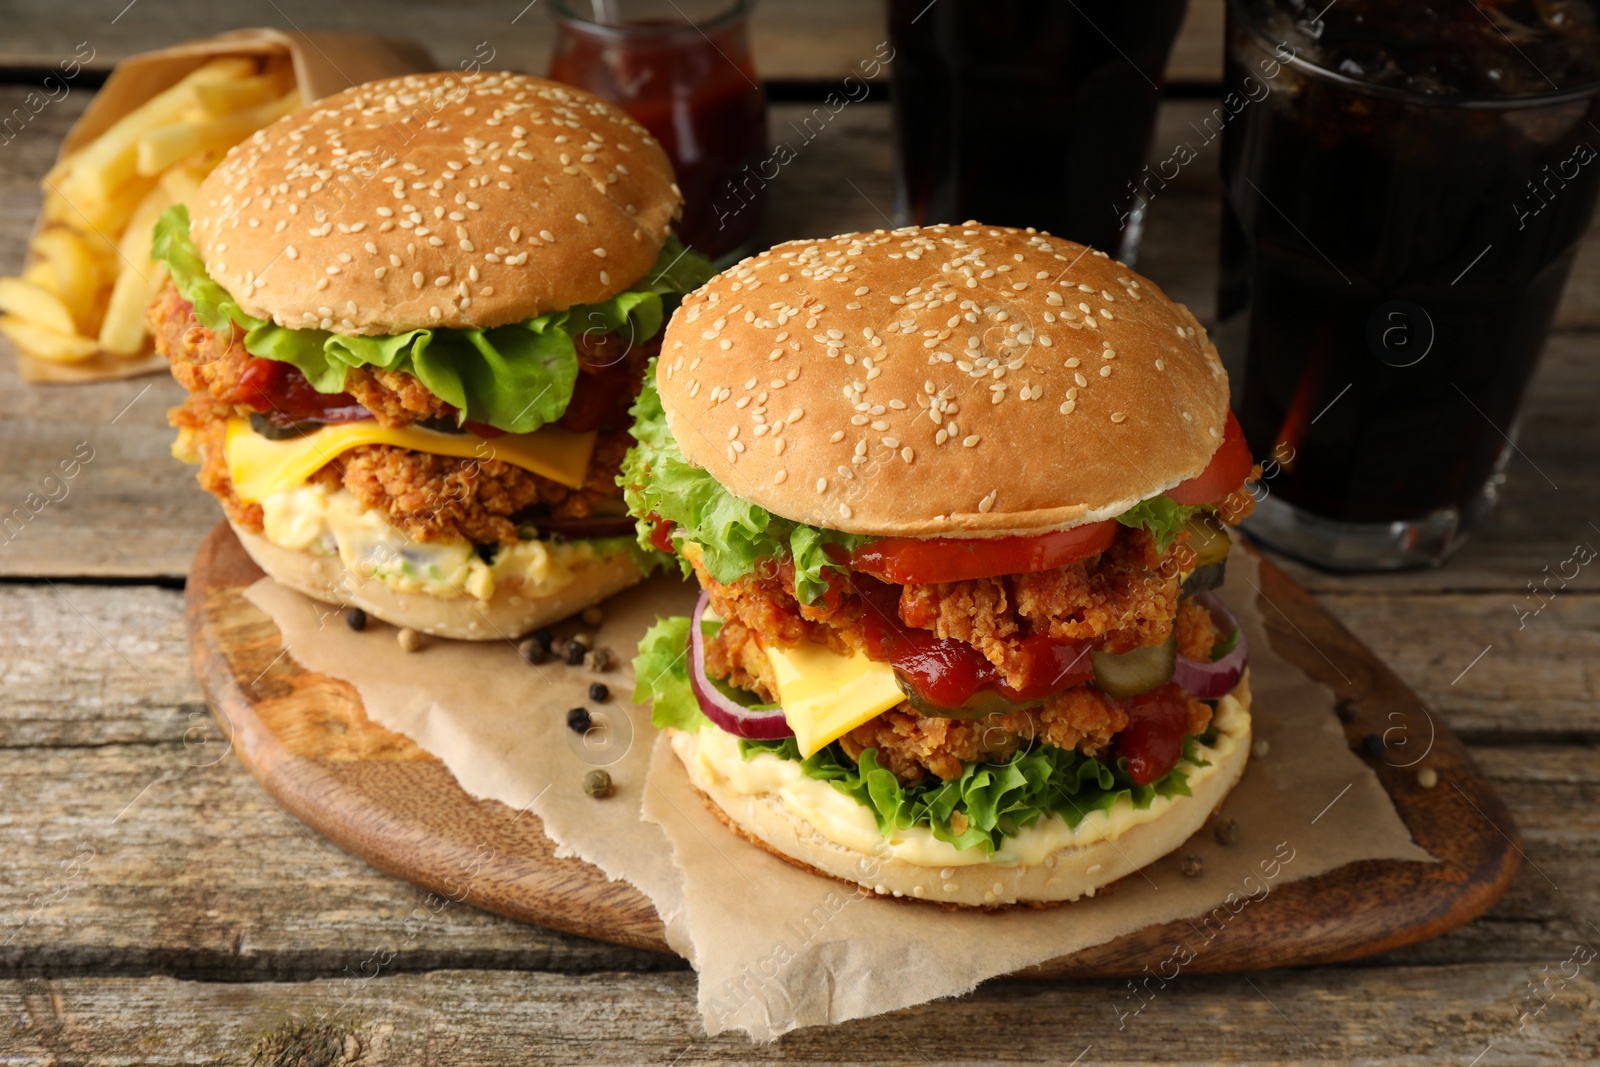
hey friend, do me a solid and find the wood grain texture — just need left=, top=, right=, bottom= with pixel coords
left=0, top=21, right=1594, bottom=1059
left=0, top=0, right=1234, bottom=86
left=0, top=0, right=894, bottom=83
left=182, top=521, right=1521, bottom=978
left=5, top=963, right=1598, bottom=1066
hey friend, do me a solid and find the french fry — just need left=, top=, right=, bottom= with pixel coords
left=0, top=315, right=99, bottom=363
left=58, top=56, right=256, bottom=205
left=135, top=88, right=300, bottom=176
left=157, top=159, right=209, bottom=207
left=88, top=184, right=175, bottom=357
left=20, top=261, right=57, bottom=291
left=98, top=262, right=168, bottom=357
left=194, top=73, right=287, bottom=117
left=117, top=184, right=173, bottom=265
left=46, top=172, right=156, bottom=237
left=32, top=227, right=105, bottom=331
left=6, top=52, right=313, bottom=370
left=0, top=278, right=78, bottom=334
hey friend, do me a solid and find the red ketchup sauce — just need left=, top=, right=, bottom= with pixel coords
left=559, top=331, right=656, bottom=434
left=852, top=575, right=1093, bottom=711
left=1116, top=683, right=1193, bottom=785
left=233, top=358, right=369, bottom=426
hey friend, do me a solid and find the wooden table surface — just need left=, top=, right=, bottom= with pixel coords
left=2, top=2, right=1597, bottom=1063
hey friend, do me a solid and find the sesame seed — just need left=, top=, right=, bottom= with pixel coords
left=773, top=470, right=787, bottom=484
left=816, top=478, right=828, bottom=493
left=962, top=434, right=981, bottom=447
left=1100, top=365, right=1112, bottom=378
left=1111, top=411, right=1127, bottom=423
left=840, top=504, right=853, bottom=520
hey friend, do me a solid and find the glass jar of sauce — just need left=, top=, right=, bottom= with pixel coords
left=548, top=0, right=768, bottom=261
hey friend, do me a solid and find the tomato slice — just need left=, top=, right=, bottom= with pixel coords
left=1167, top=411, right=1253, bottom=506
left=850, top=519, right=1117, bottom=585
left=646, top=513, right=675, bottom=554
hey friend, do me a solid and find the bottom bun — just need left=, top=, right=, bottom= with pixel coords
left=232, top=522, right=644, bottom=640
left=670, top=673, right=1252, bottom=908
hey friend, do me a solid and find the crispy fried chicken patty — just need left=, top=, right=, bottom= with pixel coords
left=700, top=527, right=1181, bottom=694
left=696, top=526, right=1226, bottom=783
left=153, top=285, right=640, bottom=545
left=150, top=283, right=454, bottom=427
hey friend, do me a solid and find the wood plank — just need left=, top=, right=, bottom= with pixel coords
left=0, top=0, right=1233, bottom=88
left=7, top=584, right=1593, bottom=749
left=3, top=732, right=1590, bottom=980
left=4, top=962, right=1597, bottom=1065
left=1170, top=0, right=1227, bottom=85
left=0, top=0, right=891, bottom=83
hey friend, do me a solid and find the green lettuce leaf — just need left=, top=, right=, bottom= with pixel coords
left=1116, top=494, right=1207, bottom=553
left=151, top=205, right=712, bottom=434
left=741, top=734, right=1207, bottom=854
left=619, top=370, right=865, bottom=604
left=630, top=616, right=711, bottom=733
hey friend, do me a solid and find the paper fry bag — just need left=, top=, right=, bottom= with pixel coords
left=12, top=28, right=436, bottom=384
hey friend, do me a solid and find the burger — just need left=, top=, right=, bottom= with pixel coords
left=149, top=72, right=710, bottom=639
left=627, top=224, right=1257, bottom=907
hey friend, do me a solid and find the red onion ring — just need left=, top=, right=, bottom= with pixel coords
left=688, top=592, right=794, bottom=740
left=1173, top=592, right=1249, bottom=700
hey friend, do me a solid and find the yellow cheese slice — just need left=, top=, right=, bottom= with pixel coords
left=224, top=417, right=596, bottom=503
left=765, top=639, right=906, bottom=758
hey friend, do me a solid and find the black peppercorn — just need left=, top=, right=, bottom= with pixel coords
left=531, top=627, right=554, bottom=651
left=1362, top=732, right=1386, bottom=757
left=1181, top=854, right=1204, bottom=877
left=588, top=681, right=610, bottom=702
left=517, top=638, right=546, bottom=665
left=345, top=608, right=367, bottom=632
left=563, top=641, right=586, bottom=666
left=566, top=706, right=592, bottom=734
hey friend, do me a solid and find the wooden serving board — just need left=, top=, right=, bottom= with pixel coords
left=185, top=521, right=1521, bottom=976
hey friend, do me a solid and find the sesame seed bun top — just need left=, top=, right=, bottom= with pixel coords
left=654, top=224, right=1233, bottom=538
left=189, top=71, right=682, bottom=336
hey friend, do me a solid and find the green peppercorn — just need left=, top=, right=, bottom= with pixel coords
left=583, top=769, right=612, bottom=798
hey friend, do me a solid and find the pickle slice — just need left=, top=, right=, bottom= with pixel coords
left=1091, top=633, right=1177, bottom=699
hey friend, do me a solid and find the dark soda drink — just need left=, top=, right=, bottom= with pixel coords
left=889, top=0, right=1189, bottom=260
left=548, top=0, right=767, bottom=261
left=1218, top=0, right=1600, bottom=568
